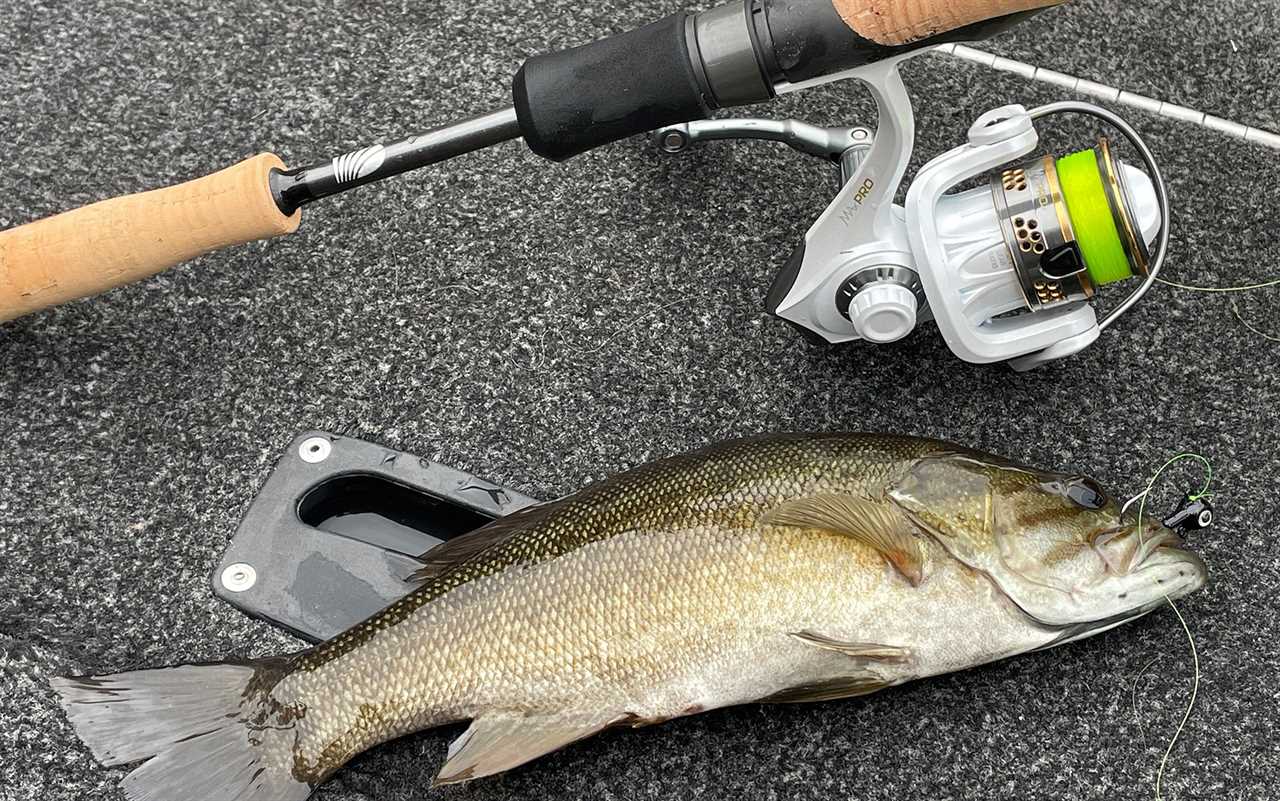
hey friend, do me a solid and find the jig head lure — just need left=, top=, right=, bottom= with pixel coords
left=1163, top=497, right=1215, bottom=535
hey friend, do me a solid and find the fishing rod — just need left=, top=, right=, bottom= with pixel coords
left=0, top=0, right=1188, bottom=371
left=0, top=0, right=1064, bottom=324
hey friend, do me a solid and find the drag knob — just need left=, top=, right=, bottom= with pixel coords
left=850, top=281, right=918, bottom=344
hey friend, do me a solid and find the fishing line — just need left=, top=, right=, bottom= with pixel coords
left=1154, top=596, right=1200, bottom=801
left=1156, top=277, right=1280, bottom=293
left=1132, top=453, right=1213, bottom=540
left=580, top=297, right=695, bottom=355
left=1131, top=655, right=1162, bottom=749
left=1126, top=454, right=1212, bottom=800
left=1231, top=300, right=1280, bottom=343
left=1157, top=279, right=1280, bottom=341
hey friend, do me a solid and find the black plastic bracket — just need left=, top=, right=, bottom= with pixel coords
left=212, top=431, right=540, bottom=643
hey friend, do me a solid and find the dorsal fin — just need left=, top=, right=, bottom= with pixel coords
left=762, top=494, right=925, bottom=585
left=406, top=502, right=550, bottom=584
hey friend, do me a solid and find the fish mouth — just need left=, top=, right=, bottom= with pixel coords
left=1131, top=540, right=1208, bottom=600
left=1093, top=521, right=1207, bottom=591
left=1128, top=527, right=1194, bottom=573
left=1036, top=537, right=1207, bottom=650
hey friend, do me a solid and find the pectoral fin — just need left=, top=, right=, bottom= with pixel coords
left=763, top=494, right=925, bottom=585
left=790, top=631, right=912, bottom=663
left=435, top=712, right=611, bottom=786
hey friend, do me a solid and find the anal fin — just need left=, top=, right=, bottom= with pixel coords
left=762, top=675, right=892, bottom=704
left=435, top=712, right=612, bottom=786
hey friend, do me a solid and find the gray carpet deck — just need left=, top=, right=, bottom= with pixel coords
left=2, top=1, right=1278, bottom=799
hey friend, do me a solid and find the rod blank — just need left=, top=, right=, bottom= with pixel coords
left=271, top=108, right=523, bottom=214
left=936, top=43, right=1280, bottom=151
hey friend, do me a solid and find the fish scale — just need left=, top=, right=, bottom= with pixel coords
left=51, top=433, right=1208, bottom=800
left=273, top=435, right=930, bottom=778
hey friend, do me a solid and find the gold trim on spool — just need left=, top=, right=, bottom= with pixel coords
left=1096, top=136, right=1151, bottom=276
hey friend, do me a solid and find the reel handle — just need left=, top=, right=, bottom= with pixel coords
left=0, top=154, right=299, bottom=323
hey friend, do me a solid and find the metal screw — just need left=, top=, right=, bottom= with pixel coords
left=221, top=563, right=257, bottom=593
left=660, top=130, right=688, bottom=153
left=299, top=436, right=331, bottom=463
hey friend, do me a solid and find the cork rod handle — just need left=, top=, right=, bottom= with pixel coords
left=0, top=153, right=300, bottom=323
left=832, top=0, right=1066, bottom=46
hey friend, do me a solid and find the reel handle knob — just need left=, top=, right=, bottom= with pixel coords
left=850, top=281, right=918, bottom=344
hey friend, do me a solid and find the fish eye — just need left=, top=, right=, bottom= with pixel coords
left=1064, top=476, right=1108, bottom=510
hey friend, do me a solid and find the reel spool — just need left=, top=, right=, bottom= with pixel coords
left=994, top=138, right=1153, bottom=311
left=655, top=57, right=1169, bottom=371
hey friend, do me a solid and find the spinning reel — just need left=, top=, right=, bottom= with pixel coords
left=656, top=53, right=1168, bottom=371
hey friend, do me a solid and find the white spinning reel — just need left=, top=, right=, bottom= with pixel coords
left=656, top=52, right=1168, bottom=371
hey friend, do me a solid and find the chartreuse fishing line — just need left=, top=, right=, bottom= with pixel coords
left=1057, top=148, right=1136, bottom=287
left=1125, top=452, right=1215, bottom=801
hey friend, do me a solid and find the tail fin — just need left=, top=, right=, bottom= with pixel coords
left=50, top=661, right=312, bottom=801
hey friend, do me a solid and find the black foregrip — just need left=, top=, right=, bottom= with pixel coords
left=757, top=0, right=1049, bottom=84
left=513, top=12, right=712, bottom=162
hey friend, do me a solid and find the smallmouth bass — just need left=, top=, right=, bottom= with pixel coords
left=51, top=433, right=1207, bottom=800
